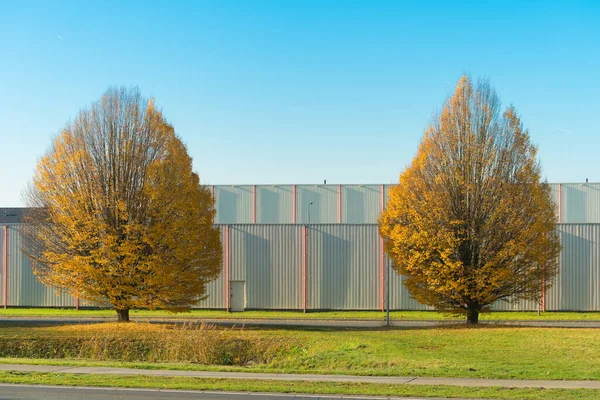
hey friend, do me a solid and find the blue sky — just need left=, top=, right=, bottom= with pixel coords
left=1, top=0, right=598, bottom=206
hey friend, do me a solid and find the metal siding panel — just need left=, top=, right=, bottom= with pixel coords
left=214, top=186, right=253, bottom=224
left=256, top=185, right=294, bottom=224
left=387, top=255, right=430, bottom=310
left=546, top=224, right=600, bottom=311
left=560, top=184, right=600, bottom=223
left=4, top=220, right=600, bottom=312
left=194, top=273, right=225, bottom=309
left=0, top=227, right=4, bottom=304
left=297, top=186, right=338, bottom=224
left=490, top=297, right=539, bottom=311
left=229, top=226, right=247, bottom=282
left=342, top=185, right=381, bottom=224
left=210, top=183, right=600, bottom=224
left=7, top=225, right=75, bottom=307
left=307, top=225, right=379, bottom=310
left=228, top=225, right=301, bottom=309
left=194, top=226, right=226, bottom=309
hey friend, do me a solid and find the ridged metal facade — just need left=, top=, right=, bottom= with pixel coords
left=210, top=183, right=600, bottom=224
left=257, top=185, right=295, bottom=224
left=307, top=225, right=381, bottom=310
left=1, top=225, right=75, bottom=307
left=342, top=185, right=384, bottom=224
left=214, top=186, right=254, bottom=224
left=228, top=225, right=302, bottom=309
left=5, top=222, right=600, bottom=311
left=546, top=224, right=600, bottom=310
left=550, top=183, right=600, bottom=223
left=296, top=185, right=339, bottom=224
left=194, top=227, right=226, bottom=309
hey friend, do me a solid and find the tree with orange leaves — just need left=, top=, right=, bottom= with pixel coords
left=379, top=76, right=561, bottom=323
left=25, top=87, right=222, bottom=322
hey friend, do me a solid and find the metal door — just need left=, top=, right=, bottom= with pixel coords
left=230, top=281, right=245, bottom=312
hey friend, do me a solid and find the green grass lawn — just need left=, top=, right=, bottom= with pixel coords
left=0, top=371, right=598, bottom=400
left=2, top=307, right=600, bottom=320
left=1, top=322, right=600, bottom=380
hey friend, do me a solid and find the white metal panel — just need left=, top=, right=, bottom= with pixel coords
left=307, top=225, right=380, bottom=310
left=214, top=186, right=253, bottom=224
left=228, top=225, right=301, bottom=309
left=195, top=226, right=226, bottom=309
left=342, top=185, right=383, bottom=224
left=387, top=256, right=430, bottom=310
left=6, top=225, right=76, bottom=307
left=559, top=184, right=600, bottom=223
left=0, top=226, right=5, bottom=305
left=546, top=224, right=600, bottom=311
left=256, top=185, right=294, bottom=224
left=296, top=185, right=338, bottom=224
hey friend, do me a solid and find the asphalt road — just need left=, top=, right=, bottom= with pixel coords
left=0, top=384, right=445, bottom=400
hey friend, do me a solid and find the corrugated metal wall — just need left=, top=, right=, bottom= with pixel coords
left=551, top=183, right=600, bottom=223
left=256, top=185, right=295, bottom=224
left=296, top=185, right=339, bottom=224
left=342, top=185, right=384, bottom=224
left=194, top=227, right=226, bottom=309
left=2, top=225, right=75, bottom=307
left=3, top=222, right=600, bottom=311
left=546, top=224, right=600, bottom=310
left=199, top=223, right=600, bottom=311
left=229, top=225, right=301, bottom=309
left=214, top=185, right=254, bottom=224
left=0, top=227, right=4, bottom=304
left=387, top=256, right=430, bottom=310
left=209, top=183, right=600, bottom=224
left=307, top=225, right=381, bottom=310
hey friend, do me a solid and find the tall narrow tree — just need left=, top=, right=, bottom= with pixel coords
left=379, top=76, right=561, bottom=323
left=25, top=87, right=222, bottom=322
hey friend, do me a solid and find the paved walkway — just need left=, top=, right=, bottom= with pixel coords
left=1, top=363, right=599, bottom=390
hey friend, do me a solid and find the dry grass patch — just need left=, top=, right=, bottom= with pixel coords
left=0, top=322, right=297, bottom=365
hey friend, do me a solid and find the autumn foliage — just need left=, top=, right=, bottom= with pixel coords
left=379, top=76, right=561, bottom=323
left=25, top=88, right=222, bottom=321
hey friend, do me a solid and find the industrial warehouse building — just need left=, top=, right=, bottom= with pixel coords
left=1, top=182, right=600, bottom=311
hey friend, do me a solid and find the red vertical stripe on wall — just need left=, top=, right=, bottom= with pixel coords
left=558, top=184, right=562, bottom=223
left=302, top=225, right=307, bottom=312
left=225, top=225, right=230, bottom=312
left=3, top=225, right=7, bottom=309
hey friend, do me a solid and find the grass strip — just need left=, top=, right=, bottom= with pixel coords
left=0, top=371, right=598, bottom=399
left=2, top=308, right=600, bottom=320
left=2, top=323, right=600, bottom=380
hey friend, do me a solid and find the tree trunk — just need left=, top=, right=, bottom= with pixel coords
left=116, top=309, right=130, bottom=322
left=466, top=309, right=479, bottom=324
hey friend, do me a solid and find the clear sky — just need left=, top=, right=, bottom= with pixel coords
left=1, top=0, right=599, bottom=206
